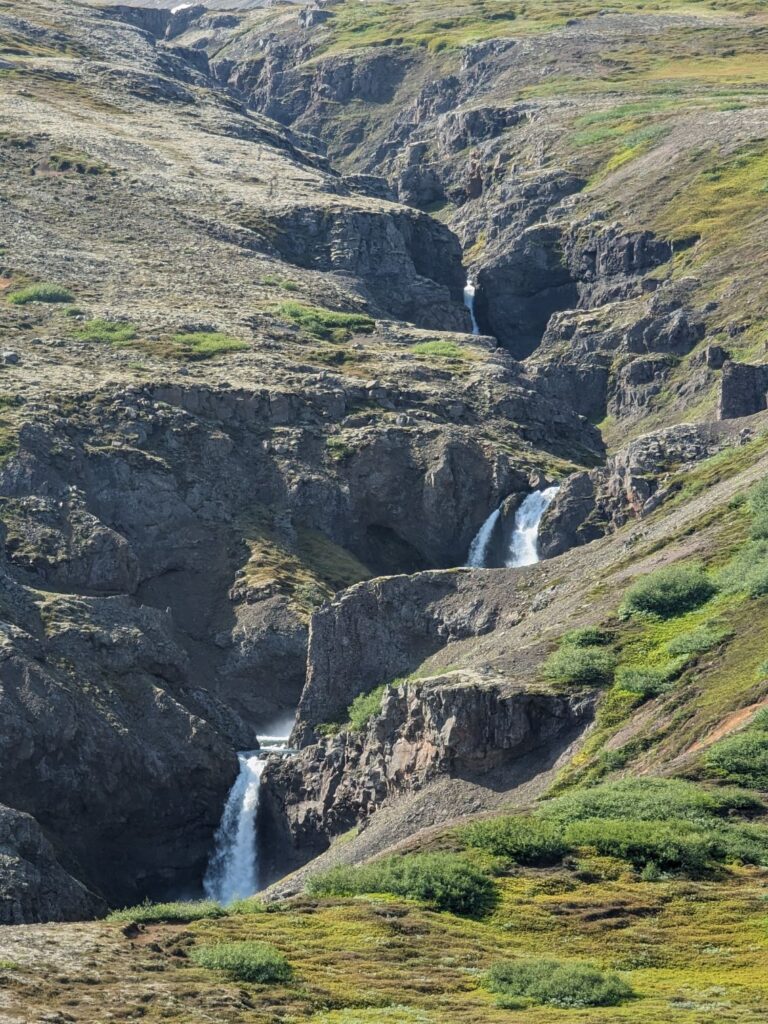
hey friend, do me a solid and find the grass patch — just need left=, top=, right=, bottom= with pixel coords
left=411, top=340, right=467, bottom=361
left=460, top=817, right=569, bottom=865
left=169, top=331, right=249, bottom=360
left=74, top=319, right=137, bottom=345
left=107, top=900, right=225, bottom=923
left=486, top=957, right=633, bottom=1009
left=191, top=941, right=292, bottom=983
left=7, top=283, right=73, bottom=304
left=277, top=301, right=374, bottom=342
left=307, top=853, right=497, bottom=916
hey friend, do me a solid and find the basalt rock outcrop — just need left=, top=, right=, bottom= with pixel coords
left=537, top=423, right=736, bottom=557
left=0, top=804, right=106, bottom=924
left=261, top=679, right=596, bottom=879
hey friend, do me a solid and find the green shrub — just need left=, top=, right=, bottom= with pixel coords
left=485, top=958, right=633, bottom=1009
left=107, top=900, right=225, bottom=923
left=718, top=540, right=768, bottom=598
left=75, top=319, right=137, bottom=345
left=191, top=941, right=291, bottom=983
left=716, top=822, right=768, bottom=866
left=704, top=723, right=768, bottom=789
left=621, top=563, right=716, bottom=618
left=665, top=624, right=732, bottom=656
left=347, top=683, right=388, bottom=731
left=543, top=645, right=616, bottom=687
left=170, top=331, right=249, bottom=360
left=539, top=778, right=763, bottom=824
left=563, top=818, right=716, bottom=873
left=8, top=283, right=74, bottom=304
left=614, top=664, right=677, bottom=697
left=307, top=853, right=497, bottom=916
left=277, top=301, right=375, bottom=342
left=461, top=816, right=568, bottom=865
left=748, top=477, right=768, bottom=539
left=757, top=659, right=768, bottom=680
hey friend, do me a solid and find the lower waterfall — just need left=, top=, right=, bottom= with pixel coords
left=203, top=727, right=292, bottom=904
left=466, top=507, right=501, bottom=567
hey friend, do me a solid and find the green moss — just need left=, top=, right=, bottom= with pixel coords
left=411, top=340, right=468, bottom=361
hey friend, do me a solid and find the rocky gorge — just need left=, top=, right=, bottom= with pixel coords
left=0, top=1, right=768, bottom=1021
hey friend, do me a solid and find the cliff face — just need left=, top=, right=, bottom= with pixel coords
left=262, top=680, right=595, bottom=879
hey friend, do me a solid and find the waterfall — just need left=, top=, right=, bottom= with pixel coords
left=463, top=278, right=480, bottom=336
left=506, top=486, right=560, bottom=568
left=203, top=725, right=292, bottom=904
left=466, top=507, right=501, bottom=567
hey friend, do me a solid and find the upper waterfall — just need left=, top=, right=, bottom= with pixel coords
left=463, top=278, right=481, bottom=336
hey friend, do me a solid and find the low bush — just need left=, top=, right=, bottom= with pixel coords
left=277, top=301, right=375, bottom=342
left=563, top=818, right=716, bottom=873
left=8, top=283, right=74, bottom=304
left=543, top=645, right=616, bottom=687
left=107, top=900, right=225, bottom=923
left=622, top=563, right=716, bottom=618
left=665, top=624, right=732, bottom=656
left=718, top=540, right=768, bottom=599
left=486, top=958, right=633, bottom=1009
left=307, top=853, right=497, bottom=916
left=191, top=941, right=291, bottom=983
left=461, top=816, right=568, bottom=865
left=614, top=664, right=676, bottom=697
left=539, top=778, right=763, bottom=824
left=704, top=717, right=768, bottom=789
left=561, top=627, right=614, bottom=647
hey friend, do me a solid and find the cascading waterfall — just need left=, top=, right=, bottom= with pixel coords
left=465, top=487, right=560, bottom=569
left=506, top=486, right=560, bottom=568
left=203, top=724, right=292, bottom=904
left=466, top=507, right=501, bottom=567
left=463, top=278, right=481, bottom=336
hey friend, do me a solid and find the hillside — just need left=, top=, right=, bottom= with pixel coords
left=0, top=1, right=767, bottom=1022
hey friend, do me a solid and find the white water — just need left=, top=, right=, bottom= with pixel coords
left=203, top=721, right=293, bottom=904
left=466, top=507, right=501, bottom=567
left=463, top=278, right=480, bottom=336
left=506, top=486, right=560, bottom=568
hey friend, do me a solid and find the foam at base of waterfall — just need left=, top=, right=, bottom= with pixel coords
left=506, top=486, right=560, bottom=568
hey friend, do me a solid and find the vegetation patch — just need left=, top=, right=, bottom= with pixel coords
left=169, top=331, right=249, bottom=360
left=107, top=900, right=225, bottom=923
left=704, top=709, right=768, bottom=789
left=460, top=816, right=569, bottom=865
left=7, top=283, right=74, bottom=304
left=74, top=319, right=137, bottom=346
left=191, top=941, right=292, bottom=983
left=277, top=301, right=375, bottom=342
left=411, top=340, right=467, bottom=362
left=542, top=633, right=617, bottom=687
left=307, top=852, right=497, bottom=916
left=485, top=957, right=633, bottom=1009
left=621, top=563, right=717, bottom=618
